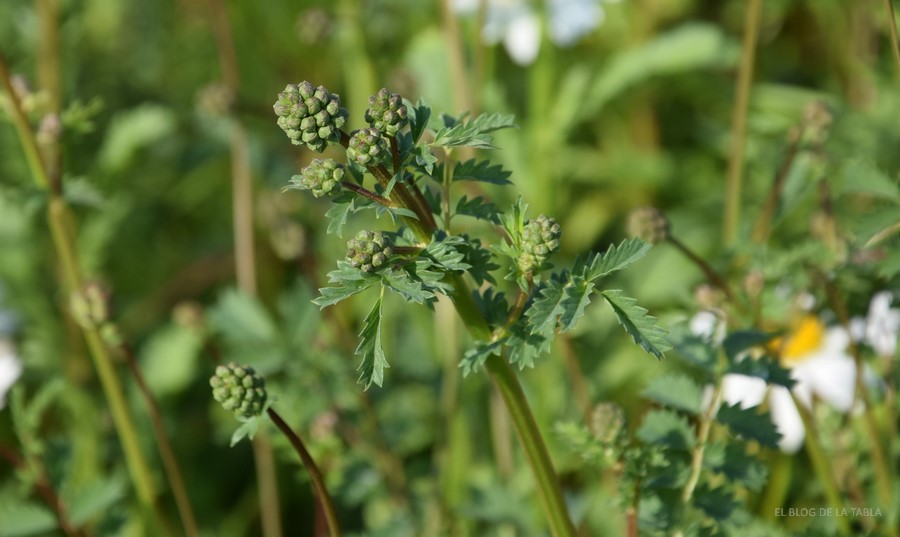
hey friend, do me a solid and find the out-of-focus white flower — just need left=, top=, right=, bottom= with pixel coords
left=850, top=291, right=899, bottom=358
left=0, top=339, right=23, bottom=410
left=455, top=0, right=621, bottom=65
left=697, top=315, right=857, bottom=453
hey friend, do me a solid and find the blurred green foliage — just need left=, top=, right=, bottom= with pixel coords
left=1, top=0, right=899, bottom=535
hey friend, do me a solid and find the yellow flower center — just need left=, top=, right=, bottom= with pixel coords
left=769, top=315, right=825, bottom=366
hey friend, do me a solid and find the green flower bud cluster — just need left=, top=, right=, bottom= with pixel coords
left=626, top=207, right=670, bottom=245
left=346, top=128, right=388, bottom=167
left=210, top=363, right=268, bottom=418
left=70, top=282, right=111, bottom=330
left=273, top=82, right=347, bottom=152
left=364, top=88, right=408, bottom=137
left=518, top=215, right=561, bottom=274
left=346, top=230, right=394, bottom=273
left=289, top=158, right=344, bottom=198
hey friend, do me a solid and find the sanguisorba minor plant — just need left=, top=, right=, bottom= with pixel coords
left=211, top=81, right=671, bottom=536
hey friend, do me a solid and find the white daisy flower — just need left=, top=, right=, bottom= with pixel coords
left=0, top=339, right=23, bottom=410
left=850, top=291, right=899, bottom=358
left=697, top=315, right=857, bottom=453
left=454, top=0, right=621, bottom=66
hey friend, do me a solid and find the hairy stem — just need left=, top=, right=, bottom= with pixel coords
left=1, top=50, right=162, bottom=525
left=792, top=395, right=852, bottom=536
left=683, top=383, right=720, bottom=503
left=884, top=0, right=900, bottom=82
left=203, top=1, right=283, bottom=534
left=120, top=344, right=199, bottom=537
left=723, top=0, right=762, bottom=246
left=668, top=236, right=736, bottom=301
left=267, top=408, right=342, bottom=537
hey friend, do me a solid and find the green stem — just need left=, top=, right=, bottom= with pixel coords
left=884, top=0, right=900, bottom=82
left=444, top=278, right=576, bottom=537
left=792, top=395, right=851, bottom=536
left=121, top=344, right=199, bottom=537
left=683, top=383, right=720, bottom=503
left=267, top=408, right=342, bottom=537
left=337, top=122, right=575, bottom=535
left=1, top=50, right=161, bottom=524
left=723, top=0, right=762, bottom=246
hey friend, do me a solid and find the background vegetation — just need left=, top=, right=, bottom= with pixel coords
left=1, top=0, right=899, bottom=535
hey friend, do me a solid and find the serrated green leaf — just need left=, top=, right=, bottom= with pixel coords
left=693, top=484, right=739, bottom=521
left=459, top=234, right=499, bottom=285
left=601, top=290, right=671, bottom=359
left=669, top=326, right=718, bottom=372
left=429, top=112, right=516, bottom=149
left=838, top=159, right=900, bottom=202
left=704, top=442, right=768, bottom=491
left=313, top=262, right=381, bottom=308
left=422, top=234, right=471, bottom=272
left=406, top=98, right=432, bottom=144
left=525, top=275, right=595, bottom=340
left=356, top=297, right=388, bottom=389
left=382, top=269, right=434, bottom=304
left=66, top=477, right=127, bottom=526
left=455, top=195, right=501, bottom=223
left=642, top=373, right=704, bottom=415
left=636, top=409, right=696, bottom=451
left=473, top=288, right=509, bottom=329
left=452, top=159, right=512, bottom=185
left=412, top=145, right=438, bottom=175
left=506, top=320, right=549, bottom=369
left=0, top=501, right=57, bottom=536
left=460, top=339, right=505, bottom=377
left=715, top=402, right=781, bottom=448
left=325, top=199, right=354, bottom=237
left=313, top=278, right=380, bottom=308
left=722, top=330, right=778, bottom=361
left=230, top=415, right=261, bottom=446
left=727, top=356, right=795, bottom=389
left=577, top=238, right=652, bottom=282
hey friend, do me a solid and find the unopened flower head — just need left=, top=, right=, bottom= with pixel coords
left=626, top=207, right=670, bottom=245
left=590, top=402, right=625, bottom=445
left=70, top=282, right=112, bottom=330
left=347, top=128, right=389, bottom=167
left=519, top=214, right=561, bottom=274
left=346, top=230, right=394, bottom=273
left=273, top=81, right=348, bottom=152
left=365, top=88, right=408, bottom=137
left=288, top=158, right=344, bottom=198
left=210, top=363, right=268, bottom=418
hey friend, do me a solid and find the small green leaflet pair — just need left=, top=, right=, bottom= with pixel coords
left=462, top=238, right=672, bottom=374
left=314, top=235, right=671, bottom=389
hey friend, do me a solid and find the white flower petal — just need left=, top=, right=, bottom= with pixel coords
left=503, top=13, right=541, bottom=65
left=547, top=0, right=603, bottom=46
left=721, top=374, right=767, bottom=409
left=794, top=352, right=857, bottom=412
left=769, top=387, right=805, bottom=453
left=0, top=340, right=23, bottom=409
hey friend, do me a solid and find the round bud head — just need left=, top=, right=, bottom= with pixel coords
left=70, top=282, right=112, bottom=330
left=273, top=82, right=348, bottom=152
left=364, top=88, right=408, bottom=137
left=209, top=363, right=268, bottom=418
left=291, top=158, right=344, bottom=198
left=518, top=215, right=562, bottom=274
left=346, top=128, right=389, bottom=167
left=626, top=207, right=670, bottom=245
left=589, top=402, right=625, bottom=445
left=346, top=230, right=394, bottom=273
